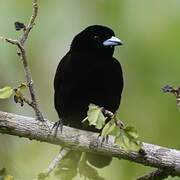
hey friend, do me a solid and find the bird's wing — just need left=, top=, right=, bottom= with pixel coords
left=54, top=52, right=90, bottom=118
left=54, top=53, right=70, bottom=117
left=109, top=58, right=124, bottom=111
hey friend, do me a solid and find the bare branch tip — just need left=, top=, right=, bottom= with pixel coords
left=0, top=36, right=6, bottom=42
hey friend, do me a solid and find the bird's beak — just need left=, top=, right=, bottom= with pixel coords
left=103, top=36, right=123, bottom=46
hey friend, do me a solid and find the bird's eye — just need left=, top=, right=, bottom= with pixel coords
left=93, top=35, right=100, bottom=40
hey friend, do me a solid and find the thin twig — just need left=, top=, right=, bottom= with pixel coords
left=101, top=107, right=124, bottom=128
left=162, top=85, right=180, bottom=110
left=137, top=168, right=175, bottom=180
left=3, top=0, right=44, bottom=122
left=37, top=148, right=70, bottom=179
left=22, top=97, right=35, bottom=108
left=19, top=0, right=38, bottom=45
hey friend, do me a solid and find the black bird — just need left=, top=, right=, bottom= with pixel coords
left=54, top=25, right=123, bottom=168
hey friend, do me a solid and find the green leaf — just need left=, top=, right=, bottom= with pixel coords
left=84, top=104, right=107, bottom=130
left=101, top=120, right=116, bottom=136
left=0, top=86, right=13, bottom=99
left=18, top=83, right=27, bottom=91
left=108, top=125, right=120, bottom=137
left=124, top=126, right=139, bottom=139
left=4, top=175, right=14, bottom=180
left=115, top=127, right=142, bottom=152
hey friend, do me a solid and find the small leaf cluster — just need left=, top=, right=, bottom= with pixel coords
left=84, top=104, right=142, bottom=152
left=0, top=83, right=27, bottom=106
left=13, top=83, right=27, bottom=106
left=36, top=151, right=105, bottom=180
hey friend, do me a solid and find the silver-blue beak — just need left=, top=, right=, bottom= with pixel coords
left=103, top=36, right=123, bottom=46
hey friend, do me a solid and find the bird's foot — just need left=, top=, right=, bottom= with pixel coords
left=52, top=119, right=63, bottom=136
left=98, top=134, right=109, bottom=146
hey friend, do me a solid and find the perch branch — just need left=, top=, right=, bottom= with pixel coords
left=0, top=110, right=180, bottom=179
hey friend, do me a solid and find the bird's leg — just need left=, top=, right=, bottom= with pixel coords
left=52, top=119, right=63, bottom=136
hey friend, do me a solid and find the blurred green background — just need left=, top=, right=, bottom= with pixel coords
left=0, top=0, right=180, bottom=179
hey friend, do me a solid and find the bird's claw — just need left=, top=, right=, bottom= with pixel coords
left=98, top=134, right=109, bottom=146
left=52, top=119, right=63, bottom=136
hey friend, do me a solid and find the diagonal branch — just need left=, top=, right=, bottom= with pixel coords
left=162, top=85, right=180, bottom=110
left=37, top=148, right=70, bottom=179
left=0, top=110, right=180, bottom=178
left=2, top=0, right=44, bottom=122
left=137, top=168, right=174, bottom=180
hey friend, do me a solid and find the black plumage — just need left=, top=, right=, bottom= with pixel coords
left=54, top=25, right=123, bottom=167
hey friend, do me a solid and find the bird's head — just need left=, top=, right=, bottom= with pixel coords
left=70, top=25, right=123, bottom=57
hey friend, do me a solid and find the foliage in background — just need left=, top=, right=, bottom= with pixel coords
left=0, top=1, right=180, bottom=180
